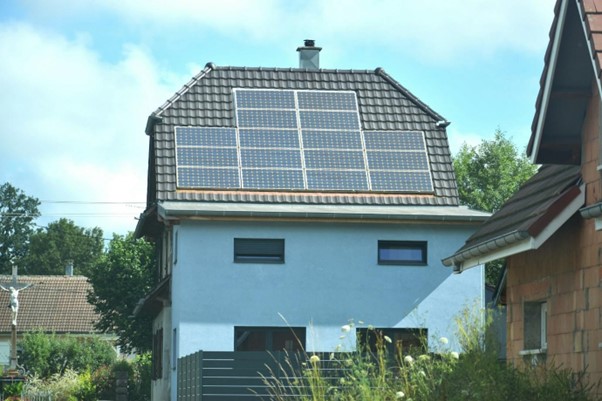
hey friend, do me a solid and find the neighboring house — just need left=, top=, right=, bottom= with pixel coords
left=445, top=0, right=602, bottom=391
left=0, top=273, right=106, bottom=367
left=135, top=41, right=488, bottom=401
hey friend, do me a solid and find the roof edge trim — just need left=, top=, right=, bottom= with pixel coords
left=443, top=183, right=585, bottom=271
left=157, top=201, right=490, bottom=222
left=374, top=68, right=446, bottom=123
left=153, top=62, right=216, bottom=118
left=580, top=201, right=602, bottom=219
left=529, top=0, right=569, bottom=161
left=576, top=0, right=602, bottom=102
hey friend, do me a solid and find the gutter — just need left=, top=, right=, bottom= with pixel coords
left=157, top=202, right=490, bottom=223
left=579, top=202, right=602, bottom=219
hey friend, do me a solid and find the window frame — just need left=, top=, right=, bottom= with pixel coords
left=523, top=301, right=548, bottom=352
left=234, top=238, right=285, bottom=264
left=377, top=240, right=427, bottom=266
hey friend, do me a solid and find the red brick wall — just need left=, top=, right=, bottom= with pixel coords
left=506, top=84, right=602, bottom=388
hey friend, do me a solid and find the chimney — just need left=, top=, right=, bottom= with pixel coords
left=65, top=260, right=73, bottom=277
left=297, top=39, right=322, bottom=70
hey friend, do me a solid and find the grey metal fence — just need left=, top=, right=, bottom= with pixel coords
left=177, top=351, right=345, bottom=401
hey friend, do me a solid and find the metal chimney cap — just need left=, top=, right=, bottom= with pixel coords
left=304, top=39, right=315, bottom=47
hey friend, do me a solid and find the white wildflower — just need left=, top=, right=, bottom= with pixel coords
left=439, top=336, right=449, bottom=345
left=384, top=335, right=392, bottom=344
left=419, top=370, right=426, bottom=377
left=403, top=355, right=414, bottom=364
left=450, top=351, right=459, bottom=360
left=309, top=355, right=320, bottom=364
left=418, top=354, right=430, bottom=361
left=341, top=324, right=351, bottom=333
left=396, top=391, right=405, bottom=399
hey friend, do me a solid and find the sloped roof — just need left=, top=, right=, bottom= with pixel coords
left=145, top=64, right=459, bottom=207
left=0, top=275, right=100, bottom=334
left=443, top=165, right=583, bottom=269
left=528, top=0, right=601, bottom=163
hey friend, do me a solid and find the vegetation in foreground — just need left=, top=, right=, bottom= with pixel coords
left=264, top=311, right=599, bottom=401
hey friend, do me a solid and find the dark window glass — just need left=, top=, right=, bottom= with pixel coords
left=234, top=238, right=285, bottom=264
left=234, top=327, right=306, bottom=352
left=378, top=241, right=427, bottom=265
left=524, top=301, right=547, bottom=350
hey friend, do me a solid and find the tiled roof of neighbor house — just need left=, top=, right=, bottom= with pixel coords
left=443, top=165, right=582, bottom=267
left=0, top=275, right=100, bottom=334
left=145, top=64, right=459, bottom=207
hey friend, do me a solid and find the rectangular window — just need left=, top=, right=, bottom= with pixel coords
left=524, top=301, right=547, bottom=350
left=378, top=241, right=427, bottom=265
left=234, top=327, right=305, bottom=352
left=234, top=238, right=285, bottom=263
left=152, top=328, right=163, bottom=380
left=357, top=327, right=427, bottom=353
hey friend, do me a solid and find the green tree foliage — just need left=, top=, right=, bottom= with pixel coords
left=87, top=233, right=155, bottom=353
left=453, top=130, right=538, bottom=286
left=22, top=218, right=104, bottom=276
left=19, top=331, right=116, bottom=378
left=0, top=183, right=40, bottom=273
left=453, top=129, right=537, bottom=213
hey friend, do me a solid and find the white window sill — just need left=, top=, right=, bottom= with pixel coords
left=519, top=348, right=547, bottom=356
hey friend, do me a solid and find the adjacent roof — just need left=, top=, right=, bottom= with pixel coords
left=528, top=0, right=600, bottom=164
left=443, top=165, right=583, bottom=270
left=0, top=275, right=100, bottom=334
left=144, top=65, right=459, bottom=207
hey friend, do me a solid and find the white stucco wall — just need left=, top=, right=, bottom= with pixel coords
left=168, top=219, right=484, bottom=400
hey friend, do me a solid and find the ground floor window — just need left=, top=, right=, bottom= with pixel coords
left=378, top=241, right=427, bottom=265
left=234, top=326, right=305, bottom=352
left=356, top=327, right=426, bottom=353
left=152, top=328, right=163, bottom=380
left=524, top=301, right=547, bottom=350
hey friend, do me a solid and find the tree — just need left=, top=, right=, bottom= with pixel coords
left=23, top=218, right=104, bottom=276
left=19, top=331, right=116, bottom=378
left=87, top=233, right=155, bottom=353
left=0, top=183, right=40, bottom=273
left=453, top=130, right=538, bottom=286
left=453, top=129, right=537, bottom=213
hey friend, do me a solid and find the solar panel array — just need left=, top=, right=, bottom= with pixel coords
left=175, top=89, right=434, bottom=193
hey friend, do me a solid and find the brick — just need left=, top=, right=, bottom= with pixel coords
left=584, top=267, right=600, bottom=288
left=549, top=312, right=575, bottom=335
left=557, top=271, right=581, bottom=294
left=551, top=293, right=576, bottom=315
left=583, top=308, right=600, bottom=330
left=574, top=330, right=585, bottom=353
left=548, top=332, right=573, bottom=353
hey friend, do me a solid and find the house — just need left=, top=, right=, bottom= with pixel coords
left=135, top=41, right=489, bottom=401
left=0, top=273, right=106, bottom=368
left=444, top=0, right=602, bottom=391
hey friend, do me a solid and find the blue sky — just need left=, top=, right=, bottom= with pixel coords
left=0, top=0, right=556, bottom=237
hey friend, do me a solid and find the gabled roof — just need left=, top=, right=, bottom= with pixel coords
left=528, top=0, right=600, bottom=164
left=443, top=165, right=583, bottom=270
left=144, top=64, right=460, bottom=207
left=0, top=275, right=100, bottom=334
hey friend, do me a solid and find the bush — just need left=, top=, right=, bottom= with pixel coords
left=19, top=332, right=116, bottom=378
left=91, top=354, right=152, bottom=401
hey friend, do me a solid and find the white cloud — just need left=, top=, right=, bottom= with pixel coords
left=0, top=22, right=176, bottom=235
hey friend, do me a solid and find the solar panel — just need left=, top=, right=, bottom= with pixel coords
left=297, top=91, right=357, bottom=111
left=237, top=109, right=298, bottom=129
left=305, top=150, right=365, bottom=170
left=370, top=171, right=433, bottom=192
left=364, top=131, right=426, bottom=150
left=174, top=90, right=436, bottom=194
left=307, top=170, right=369, bottom=191
left=239, top=129, right=299, bottom=148
left=177, top=148, right=238, bottom=167
left=299, top=111, right=360, bottom=130
left=235, top=89, right=295, bottom=109
left=366, top=151, right=429, bottom=170
left=242, top=169, right=305, bottom=190
left=178, top=167, right=240, bottom=189
left=302, top=130, right=362, bottom=149
left=175, top=127, right=237, bottom=147
left=241, top=149, right=302, bottom=169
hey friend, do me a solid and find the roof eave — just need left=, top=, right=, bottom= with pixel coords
left=157, top=201, right=490, bottom=223
left=443, top=183, right=585, bottom=271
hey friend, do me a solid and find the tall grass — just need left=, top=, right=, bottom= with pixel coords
left=262, top=310, right=599, bottom=401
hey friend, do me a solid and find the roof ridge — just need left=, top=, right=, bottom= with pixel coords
left=210, top=65, right=378, bottom=74
left=154, top=62, right=216, bottom=118
left=374, top=67, right=446, bottom=123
